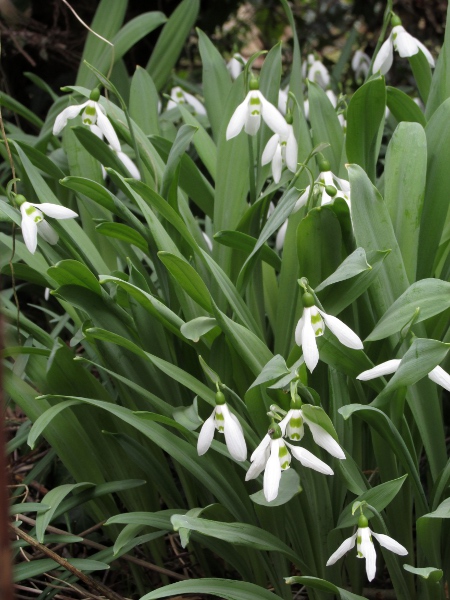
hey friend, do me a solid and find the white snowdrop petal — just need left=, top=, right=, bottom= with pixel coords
left=226, top=97, right=249, bottom=139
left=326, top=534, right=357, bottom=566
left=304, top=419, right=345, bottom=459
left=357, top=359, right=401, bottom=381
left=293, top=187, right=309, bottom=212
left=197, top=412, right=216, bottom=456
left=96, top=109, right=121, bottom=152
left=245, top=447, right=269, bottom=481
left=394, top=29, right=419, bottom=58
left=302, top=309, right=320, bottom=372
left=278, top=88, right=288, bottom=114
left=373, top=37, right=394, bottom=75
left=371, top=532, right=408, bottom=555
left=21, top=213, right=38, bottom=254
left=275, top=220, right=288, bottom=252
left=222, top=406, right=247, bottom=462
left=53, top=102, right=88, bottom=134
left=263, top=442, right=282, bottom=501
left=183, top=91, right=206, bottom=116
left=319, top=310, right=363, bottom=349
left=261, top=134, right=279, bottom=165
left=285, top=132, right=298, bottom=173
left=288, top=445, right=334, bottom=475
left=271, top=145, right=283, bottom=183
left=117, top=151, right=141, bottom=180
left=250, top=433, right=270, bottom=462
left=36, top=203, right=78, bottom=219
left=260, top=96, right=289, bottom=136
left=37, top=220, right=59, bottom=245
left=428, top=366, right=450, bottom=391
left=244, top=113, right=261, bottom=135
left=415, top=40, right=435, bottom=67
left=90, top=124, right=103, bottom=139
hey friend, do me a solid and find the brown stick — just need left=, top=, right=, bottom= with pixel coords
left=17, top=514, right=188, bottom=581
left=0, top=314, right=14, bottom=600
left=12, top=525, right=127, bottom=600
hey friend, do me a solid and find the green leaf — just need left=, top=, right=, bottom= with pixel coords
left=36, top=483, right=94, bottom=542
left=386, top=87, right=427, bottom=126
left=130, top=67, right=160, bottom=135
left=297, top=206, right=342, bottom=288
left=337, top=475, right=408, bottom=529
left=214, top=230, right=282, bottom=271
left=403, top=565, right=443, bottom=583
left=13, top=558, right=109, bottom=582
left=367, top=279, right=450, bottom=341
left=10, top=503, right=50, bottom=515
left=418, top=97, right=450, bottom=278
left=71, top=126, right=129, bottom=176
left=301, top=404, right=339, bottom=442
left=346, top=77, right=386, bottom=182
left=180, top=317, right=218, bottom=342
left=140, top=579, right=285, bottom=600
left=348, top=164, right=409, bottom=315
left=47, top=260, right=102, bottom=295
left=248, top=355, right=290, bottom=389
left=250, top=468, right=301, bottom=507
left=95, top=222, right=148, bottom=253
left=408, top=50, right=432, bottom=104
left=170, top=515, right=303, bottom=566
left=178, top=103, right=217, bottom=178
left=316, top=248, right=370, bottom=291
left=158, top=251, right=213, bottom=312
left=377, top=339, right=449, bottom=397
left=285, top=576, right=366, bottom=600
left=160, top=124, right=197, bottom=199
left=307, top=81, right=345, bottom=174
left=384, top=122, right=427, bottom=282
left=197, top=28, right=232, bottom=141
left=146, top=0, right=200, bottom=90
left=339, top=404, right=428, bottom=515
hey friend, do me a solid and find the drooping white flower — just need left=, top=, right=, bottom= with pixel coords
left=261, top=123, right=298, bottom=183
left=167, top=86, right=206, bottom=116
left=246, top=423, right=333, bottom=502
left=303, top=53, right=330, bottom=89
left=89, top=124, right=140, bottom=180
left=295, top=292, right=363, bottom=372
left=18, top=197, right=78, bottom=254
left=373, top=21, right=435, bottom=76
left=279, top=405, right=345, bottom=459
left=357, top=359, right=450, bottom=392
left=227, top=53, right=247, bottom=80
left=292, top=165, right=351, bottom=213
left=352, top=50, right=371, bottom=80
left=197, top=392, right=246, bottom=461
left=327, top=515, right=407, bottom=581
left=226, top=86, right=289, bottom=139
left=53, top=89, right=121, bottom=152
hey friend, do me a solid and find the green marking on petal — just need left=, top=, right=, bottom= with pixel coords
left=25, top=206, right=36, bottom=216
left=215, top=412, right=224, bottom=421
left=290, top=417, right=303, bottom=428
left=279, top=445, right=288, bottom=458
left=251, top=110, right=260, bottom=116
left=83, top=118, right=93, bottom=125
left=281, top=461, right=290, bottom=469
left=315, top=328, right=323, bottom=336
left=311, top=313, right=322, bottom=325
left=34, top=215, right=43, bottom=223
left=249, top=97, right=261, bottom=106
left=85, top=105, right=96, bottom=116
left=218, top=426, right=224, bottom=432
left=290, top=434, right=301, bottom=440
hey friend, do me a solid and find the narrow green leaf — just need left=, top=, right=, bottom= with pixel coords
left=140, top=579, right=285, bottom=600
left=158, top=252, right=213, bottom=312
left=386, top=87, right=427, bottom=126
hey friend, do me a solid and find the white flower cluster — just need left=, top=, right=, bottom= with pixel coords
left=226, top=79, right=298, bottom=184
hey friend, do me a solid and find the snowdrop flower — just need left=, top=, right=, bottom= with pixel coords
left=327, top=514, right=407, bottom=581
left=167, top=86, right=206, bottom=116
left=226, top=79, right=288, bottom=139
left=295, top=292, right=363, bottom=373
left=227, top=53, right=246, bottom=80
left=197, top=391, right=246, bottom=461
left=352, top=49, right=371, bottom=80
left=17, top=195, right=78, bottom=254
left=89, top=124, right=141, bottom=180
left=246, top=423, right=333, bottom=502
left=53, top=88, right=120, bottom=152
left=357, top=359, right=450, bottom=392
left=293, top=161, right=351, bottom=213
left=280, top=396, right=345, bottom=459
left=373, top=16, right=435, bottom=76
left=304, top=53, right=330, bottom=89
left=261, top=119, right=298, bottom=183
